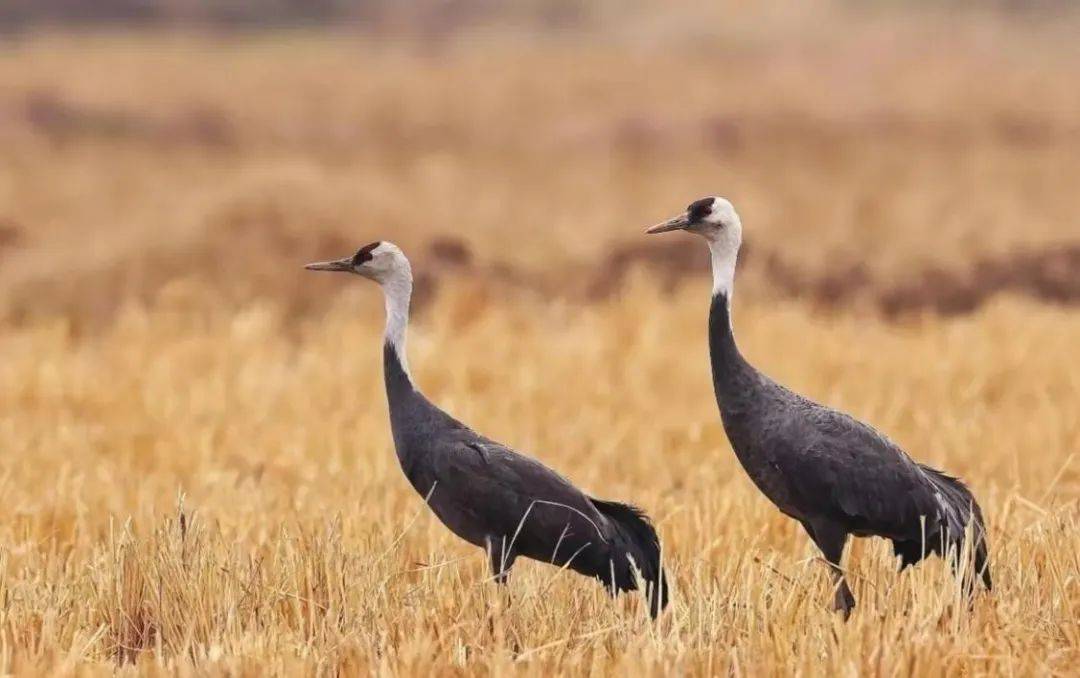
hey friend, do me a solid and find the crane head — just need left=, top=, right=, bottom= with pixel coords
left=305, top=241, right=410, bottom=284
left=645, top=196, right=742, bottom=246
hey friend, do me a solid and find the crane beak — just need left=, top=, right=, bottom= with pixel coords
left=304, top=257, right=353, bottom=273
left=645, top=214, right=690, bottom=234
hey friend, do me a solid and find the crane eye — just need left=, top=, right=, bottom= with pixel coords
left=352, top=241, right=381, bottom=266
left=686, top=197, right=715, bottom=224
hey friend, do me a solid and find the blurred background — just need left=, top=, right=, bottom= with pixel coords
left=1, top=0, right=1078, bottom=327
left=0, top=5, right=1078, bottom=672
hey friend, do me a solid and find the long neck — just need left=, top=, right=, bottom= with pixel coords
left=380, top=270, right=464, bottom=463
left=383, top=274, right=411, bottom=371
left=707, top=239, right=750, bottom=403
left=381, top=272, right=416, bottom=403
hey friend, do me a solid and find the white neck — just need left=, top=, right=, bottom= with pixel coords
left=382, top=271, right=413, bottom=379
left=707, top=238, right=738, bottom=299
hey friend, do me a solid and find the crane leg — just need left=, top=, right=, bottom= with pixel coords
left=486, top=536, right=516, bottom=584
left=803, top=520, right=855, bottom=619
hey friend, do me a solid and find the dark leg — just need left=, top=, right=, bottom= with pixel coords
left=803, top=520, right=855, bottom=619
left=486, top=536, right=516, bottom=584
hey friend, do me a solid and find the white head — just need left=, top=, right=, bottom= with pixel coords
left=646, top=196, right=743, bottom=298
left=304, top=240, right=411, bottom=284
left=305, top=240, right=415, bottom=375
left=645, top=196, right=742, bottom=251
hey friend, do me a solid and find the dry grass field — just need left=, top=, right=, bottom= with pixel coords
left=0, top=3, right=1078, bottom=675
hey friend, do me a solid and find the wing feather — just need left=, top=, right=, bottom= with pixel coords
left=426, top=435, right=612, bottom=552
left=786, top=405, right=944, bottom=539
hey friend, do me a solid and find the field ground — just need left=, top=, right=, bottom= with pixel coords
left=0, top=9, right=1078, bottom=675
left=0, top=286, right=1077, bottom=674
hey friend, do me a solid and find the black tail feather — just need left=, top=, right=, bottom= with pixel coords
left=588, top=497, right=669, bottom=617
left=893, top=465, right=991, bottom=591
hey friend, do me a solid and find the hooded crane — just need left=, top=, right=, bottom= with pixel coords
left=646, top=197, right=990, bottom=617
left=306, top=241, right=668, bottom=617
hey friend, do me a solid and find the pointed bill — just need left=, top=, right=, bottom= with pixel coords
left=645, top=214, right=690, bottom=234
left=304, top=257, right=353, bottom=272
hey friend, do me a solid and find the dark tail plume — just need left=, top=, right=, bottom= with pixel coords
left=895, top=465, right=991, bottom=591
left=588, top=497, right=669, bottom=617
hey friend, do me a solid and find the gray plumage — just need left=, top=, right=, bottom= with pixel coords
left=307, top=241, right=668, bottom=617
left=648, top=197, right=990, bottom=617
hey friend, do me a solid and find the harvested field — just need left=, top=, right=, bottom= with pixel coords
left=0, top=5, right=1078, bottom=674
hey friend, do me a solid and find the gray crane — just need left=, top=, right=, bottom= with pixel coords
left=646, top=197, right=990, bottom=617
left=306, top=241, right=668, bottom=617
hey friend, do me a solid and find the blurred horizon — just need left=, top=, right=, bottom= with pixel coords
left=1, top=1, right=1079, bottom=328
left=2, top=0, right=1079, bottom=31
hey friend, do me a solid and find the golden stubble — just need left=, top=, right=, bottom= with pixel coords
left=0, top=280, right=1076, bottom=675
